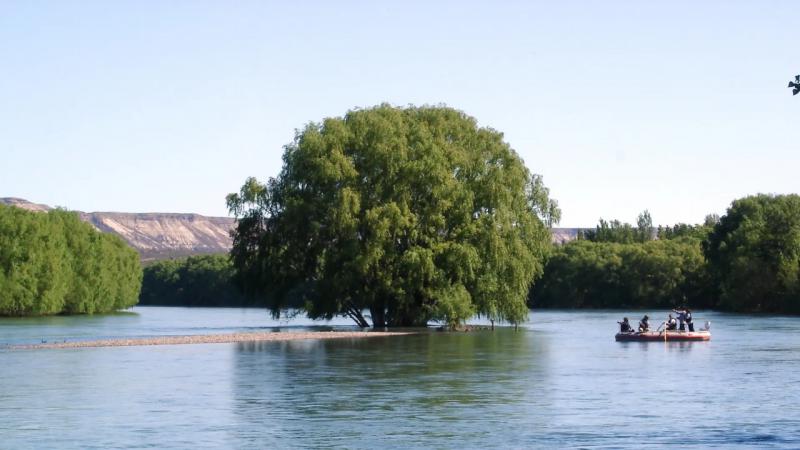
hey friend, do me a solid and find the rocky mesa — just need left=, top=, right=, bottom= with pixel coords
left=1, top=198, right=235, bottom=261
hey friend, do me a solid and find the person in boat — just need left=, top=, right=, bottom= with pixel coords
left=673, top=307, right=687, bottom=331
left=665, top=314, right=678, bottom=331
left=618, top=317, right=634, bottom=333
left=685, top=308, right=694, bottom=332
left=638, top=315, right=650, bottom=332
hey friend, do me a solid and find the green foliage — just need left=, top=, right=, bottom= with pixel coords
left=636, top=210, right=654, bottom=243
left=657, top=214, right=717, bottom=241
left=227, top=104, right=556, bottom=328
left=0, top=205, right=142, bottom=316
left=657, top=223, right=711, bottom=241
left=140, top=255, right=264, bottom=307
left=532, top=238, right=713, bottom=309
left=527, top=174, right=562, bottom=228
left=704, top=194, right=800, bottom=313
left=581, top=210, right=654, bottom=244
left=537, top=197, right=800, bottom=315
left=581, top=219, right=636, bottom=243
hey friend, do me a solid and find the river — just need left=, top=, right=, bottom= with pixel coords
left=1, top=307, right=799, bottom=448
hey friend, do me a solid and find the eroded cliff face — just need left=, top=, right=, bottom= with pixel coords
left=1, top=198, right=234, bottom=261
left=82, top=212, right=234, bottom=261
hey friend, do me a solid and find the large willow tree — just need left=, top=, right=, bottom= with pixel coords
left=227, top=105, right=558, bottom=328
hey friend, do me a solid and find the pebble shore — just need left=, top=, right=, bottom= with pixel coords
left=12, top=331, right=416, bottom=350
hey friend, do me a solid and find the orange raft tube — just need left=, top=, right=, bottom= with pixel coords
left=615, top=330, right=711, bottom=342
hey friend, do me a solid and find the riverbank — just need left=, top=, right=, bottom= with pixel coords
left=10, top=330, right=416, bottom=350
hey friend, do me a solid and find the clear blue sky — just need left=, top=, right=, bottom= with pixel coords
left=1, top=1, right=797, bottom=227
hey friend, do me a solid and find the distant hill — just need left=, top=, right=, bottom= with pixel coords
left=0, top=197, right=51, bottom=212
left=1, top=198, right=234, bottom=261
left=1, top=197, right=586, bottom=260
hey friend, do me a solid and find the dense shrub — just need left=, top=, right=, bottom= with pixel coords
left=531, top=238, right=713, bottom=309
left=0, top=205, right=141, bottom=315
left=140, top=255, right=260, bottom=307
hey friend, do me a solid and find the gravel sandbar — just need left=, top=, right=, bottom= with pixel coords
left=11, top=331, right=416, bottom=350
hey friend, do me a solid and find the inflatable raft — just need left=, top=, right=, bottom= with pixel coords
left=615, top=330, right=711, bottom=342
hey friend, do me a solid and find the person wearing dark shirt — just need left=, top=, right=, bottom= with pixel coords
left=673, top=308, right=687, bottom=331
left=685, top=309, right=694, bottom=332
left=638, top=315, right=650, bottom=332
left=618, top=317, right=634, bottom=333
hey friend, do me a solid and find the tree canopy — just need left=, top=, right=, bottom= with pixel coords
left=581, top=210, right=654, bottom=244
left=657, top=214, right=718, bottom=241
left=532, top=237, right=712, bottom=309
left=227, top=104, right=558, bottom=328
left=0, top=205, right=142, bottom=316
left=704, top=194, right=800, bottom=313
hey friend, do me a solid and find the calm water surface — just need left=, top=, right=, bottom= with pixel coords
left=1, top=307, right=799, bottom=449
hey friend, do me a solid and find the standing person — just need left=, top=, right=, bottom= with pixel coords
left=673, top=308, right=687, bottom=331
left=638, top=315, right=650, bottom=332
left=685, top=309, right=694, bottom=332
left=618, top=317, right=634, bottom=333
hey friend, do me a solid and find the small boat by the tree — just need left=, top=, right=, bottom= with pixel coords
left=615, top=330, right=711, bottom=342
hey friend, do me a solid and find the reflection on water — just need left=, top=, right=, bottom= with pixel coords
left=1, top=308, right=799, bottom=448
left=231, top=331, right=546, bottom=448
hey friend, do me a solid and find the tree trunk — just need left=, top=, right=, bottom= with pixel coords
left=370, top=306, right=386, bottom=329
left=344, top=304, right=370, bottom=328
left=390, top=312, right=428, bottom=328
left=383, top=293, right=428, bottom=327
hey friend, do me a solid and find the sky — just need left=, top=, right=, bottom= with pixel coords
left=0, top=1, right=798, bottom=227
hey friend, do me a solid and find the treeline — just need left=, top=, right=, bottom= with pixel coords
left=532, top=195, right=800, bottom=314
left=705, top=195, right=800, bottom=314
left=532, top=237, right=713, bottom=309
left=0, top=205, right=142, bottom=316
left=139, top=255, right=263, bottom=307
left=580, top=210, right=656, bottom=243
